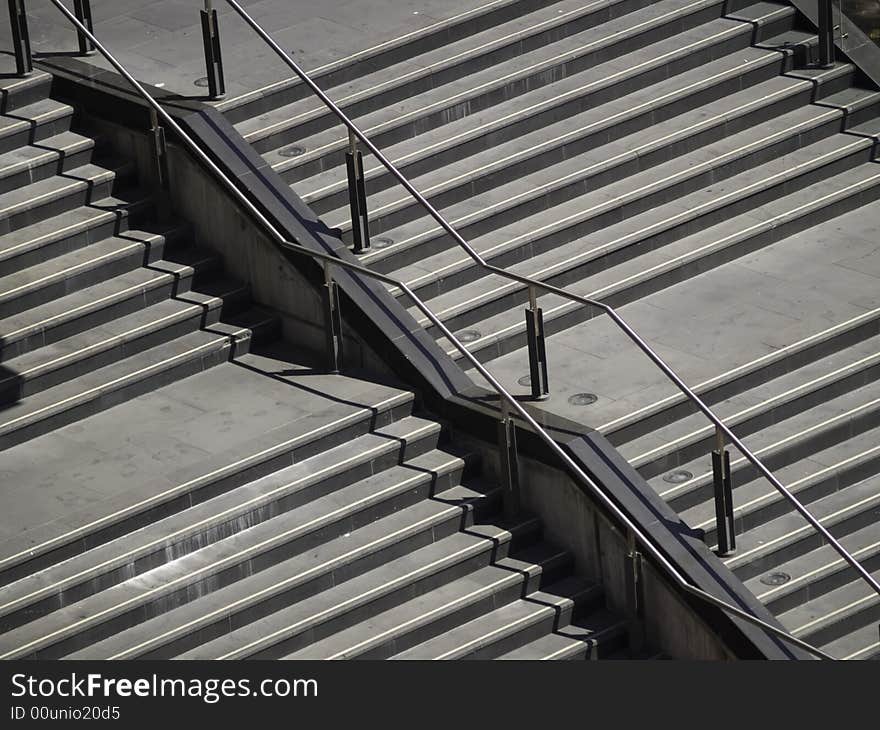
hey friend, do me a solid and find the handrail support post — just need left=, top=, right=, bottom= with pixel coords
left=625, top=529, right=646, bottom=656
left=712, top=427, right=736, bottom=557
left=8, top=0, right=33, bottom=77
left=148, top=108, right=171, bottom=221
left=345, top=130, right=371, bottom=254
left=200, top=1, right=226, bottom=100
left=498, top=400, right=521, bottom=521
left=73, top=0, right=96, bottom=56
left=323, top=261, right=344, bottom=373
left=524, top=285, right=550, bottom=400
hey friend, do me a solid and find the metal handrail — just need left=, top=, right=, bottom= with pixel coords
left=47, top=0, right=838, bottom=660
left=221, top=0, right=880, bottom=602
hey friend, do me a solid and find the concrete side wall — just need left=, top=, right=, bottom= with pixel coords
left=458, top=431, right=736, bottom=660
left=87, top=117, right=394, bottom=376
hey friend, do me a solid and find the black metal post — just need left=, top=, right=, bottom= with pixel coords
left=525, top=285, right=549, bottom=400
left=345, top=131, right=371, bottom=253
left=73, top=0, right=95, bottom=56
left=8, top=0, right=33, bottom=77
left=148, top=108, right=172, bottom=221
left=200, top=2, right=226, bottom=100
left=498, top=401, right=521, bottom=520
left=712, top=429, right=736, bottom=557
left=323, top=262, right=344, bottom=373
left=817, top=0, right=835, bottom=68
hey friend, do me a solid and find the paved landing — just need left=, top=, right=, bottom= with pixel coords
left=475, top=201, right=880, bottom=432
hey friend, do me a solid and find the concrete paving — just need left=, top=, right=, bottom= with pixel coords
left=1, top=0, right=487, bottom=103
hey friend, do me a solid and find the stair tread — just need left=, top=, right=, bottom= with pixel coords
left=0, top=413, right=442, bottom=626
left=744, top=519, right=880, bottom=606
left=820, top=621, right=880, bottom=660
left=777, top=566, right=880, bottom=638
left=396, top=131, right=870, bottom=305
left=731, top=468, right=880, bottom=574
left=434, top=161, right=880, bottom=360
left=325, top=99, right=845, bottom=233
left=496, top=609, right=628, bottom=659
left=57, top=483, right=496, bottom=660
left=206, top=532, right=552, bottom=660
left=0, top=164, right=119, bottom=221
left=0, top=131, right=95, bottom=180
left=0, top=98, right=73, bottom=139
left=390, top=575, right=597, bottom=658
left=235, top=0, right=634, bottom=143
left=301, top=51, right=806, bottom=211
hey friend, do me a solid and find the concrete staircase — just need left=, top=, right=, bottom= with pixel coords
left=229, top=0, right=880, bottom=658
left=0, top=63, right=630, bottom=661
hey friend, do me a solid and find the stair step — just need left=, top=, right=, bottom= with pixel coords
left=0, top=251, right=217, bottom=362
left=0, top=327, right=249, bottom=452
left=0, top=66, right=53, bottom=113
left=743, top=521, right=880, bottom=615
left=284, top=539, right=567, bottom=660
left=237, top=0, right=651, bottom=149
left=281, top=10, right=776, bottom=184
left=0, top=131, right=96, bottom=194
left=53, top=484, right=499, bottom=660
left=621, top=332, right=880, bottom=475
left=0, top=280, right=246, bottom=405
left=0, top=98, right=73, bottom=155
left=0, top=413, right=445, bottom=632
left=0, top=194, right=152, bottom=278
left=728, top=469, right=880, bottom=581
left=820, top=622, right=880, bottom=660
left=0, top=359, right=416, bottom=588
left=777, top=567, right=880, bottom=646
left=390, top=575, right=601, bottom=658
left=0, top=227, right=184, bottom=321
left=0, top=163, right=129, bottom=235
left=189, top=524, right=549, bottom=659
left=437, top=161, right=880, bottom=365
left=496, top=609, right=629, bottom=659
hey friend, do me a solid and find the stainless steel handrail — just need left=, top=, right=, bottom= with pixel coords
left=222, top=0, right=880, bottom=603
left=47, top=0, right=837, bottom=659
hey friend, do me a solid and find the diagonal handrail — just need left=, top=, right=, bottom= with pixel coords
left=45, top=0, right=840, bottom=660
left=221, top=0, right=880, bottom=601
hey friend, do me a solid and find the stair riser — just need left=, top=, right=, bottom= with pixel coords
left=286, top=26, right=764, bottom=183
left=350, top=97, right=840, bottom=240
left=0, top=395, right=415, bottom=589
left=720, top=466, right=880, bottom=572
left=0, top=203, right=154, bottom=280
left=670, top=403, right=880, bottom=524
left=0, top=178, right=117, bottom=236
left=638, top=359, right=880, bottom=481
left=0, top=145, right=95, bottom=196
left=0, top=76, right=53, bottom=114
left=311, top=56, right=800, bottom=217
left=735, top=507, right=880, bottom=587
left=0, top=268, right=200, bottom=364
left=0, top=298, right=245, bottom=407
left=258, top=2, right=732, bottom=156
left=797, top=598, right=880, bottom=648
left=0, top=432, right=450, bottom=631
left=762, top=548, right=880, bottom=615
left=0, top=115, right=73, bottom=156
left=132, top=501, right=495, bottom=660
left=223, top=0, right=576, bottom=123
left=0, top=240, right=167, bottom=322
left=269, top=0, right=665, bottom=148
left=0, top=437, right=455, bottom=633
left=609, top=312, right=880, bottom=447
left=455, top=174, right=880, bottom=366
left=255, top=534, right=548, bottom=659
left=0, top=337, right=244, bottom=454
left=424, top=140, right=870, bottom=318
